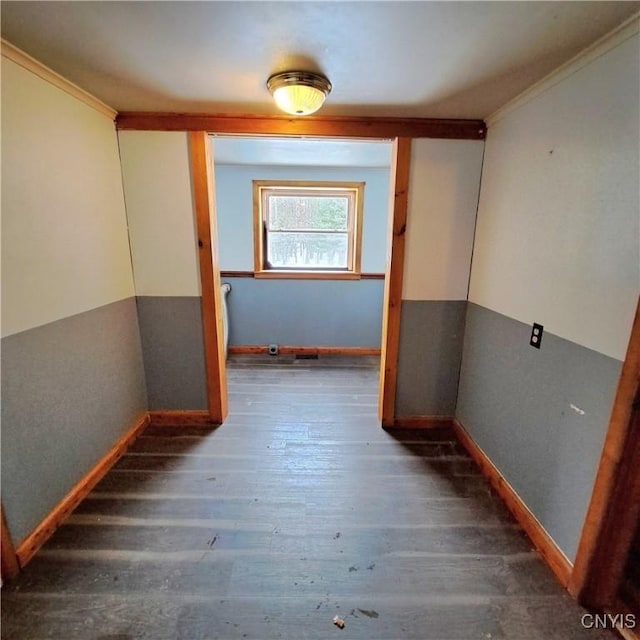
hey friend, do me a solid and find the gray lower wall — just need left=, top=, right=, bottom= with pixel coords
left=456, top=303, right=622, bottom=561
left=395, top=300, right=467, bottom=417
left=136, top=296, right=208, bottom=410
left=223, top=278, right=384, bottom=348
left=1, top=297, right=148, bottom=543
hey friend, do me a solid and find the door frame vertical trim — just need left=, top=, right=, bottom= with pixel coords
left=570, top=297, right=640, bottom=605
left=379, top=138, right=412, bottom=426
left=188, top=131, right=228, bottom=423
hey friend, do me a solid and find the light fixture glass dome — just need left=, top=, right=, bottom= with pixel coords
left=267, top=71, right=332, bottom=116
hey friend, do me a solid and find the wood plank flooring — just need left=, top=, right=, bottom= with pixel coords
left=2, top=355, right=616, bottom=639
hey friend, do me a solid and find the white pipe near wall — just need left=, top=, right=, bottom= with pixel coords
left=221, top=282, right=231, bottom=358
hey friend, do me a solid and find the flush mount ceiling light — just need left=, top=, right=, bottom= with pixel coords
left=267, top=71, right=332, bottom=116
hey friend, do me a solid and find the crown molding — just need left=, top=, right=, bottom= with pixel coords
left=486, top=12, right=639, bottom=128
left=1, top=39, right=117, bottom=120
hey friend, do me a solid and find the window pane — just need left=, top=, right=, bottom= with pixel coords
left=267, top=232, right=349, bottom=269
left=268, top=195, right=349, bottom=231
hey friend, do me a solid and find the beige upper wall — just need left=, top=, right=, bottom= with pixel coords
left=119, top=133, right=486, bottom=303
left=402, top=139, right=484, bottom=301
left=118, top=131, right=201, bottom=297
left=1, top=57, right=134, bottom=338
left=469, top=30, right=639, bottom=361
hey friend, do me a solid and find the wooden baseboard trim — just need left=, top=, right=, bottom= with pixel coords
left=453, top=419, right=573, bottom=588
left=392, top=416, right=454, bottom=429
left=148, top=410, right=219, bottom=427
left=15, top=412, right=150, bottom=568
left=228, top=345, right=381, bottom=357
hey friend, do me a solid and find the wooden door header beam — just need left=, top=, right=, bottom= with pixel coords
left=116, top=112, right=486, bottom=140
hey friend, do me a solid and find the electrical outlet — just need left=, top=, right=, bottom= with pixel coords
left=530, top=323, right=543, bottom=349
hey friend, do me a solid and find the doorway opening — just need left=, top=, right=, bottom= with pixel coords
left=188, top=131, right=409, bottom=428
left=209, top=134, right=392, bottom=421
left=213, top=135, right=391, bottom=383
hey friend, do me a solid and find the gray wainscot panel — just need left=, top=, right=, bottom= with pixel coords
left=395, top=300, right=467, bottom=417
left=222, top=278, right=384, bottom=348
left=456, top=302, right=622, bottom=561
left=1, top=297, right=147, bottom=543
left=136, top=296, right=208, bottom=411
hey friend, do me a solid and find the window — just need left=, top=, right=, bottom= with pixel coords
left=253, top=180, right=364, bottom=278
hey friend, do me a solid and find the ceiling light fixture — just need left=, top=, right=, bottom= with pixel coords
left=267, top=71, right=332, bottom=116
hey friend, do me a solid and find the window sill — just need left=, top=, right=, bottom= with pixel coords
left=254, top=270, right=362, bottom=281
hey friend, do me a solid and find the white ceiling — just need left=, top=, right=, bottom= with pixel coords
left=2, top=1, right=638, bottom=120
left=212, top=136, right=392, bottom=167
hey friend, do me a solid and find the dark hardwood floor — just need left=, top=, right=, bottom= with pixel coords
left=2, top=356, right=616, bottom=639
